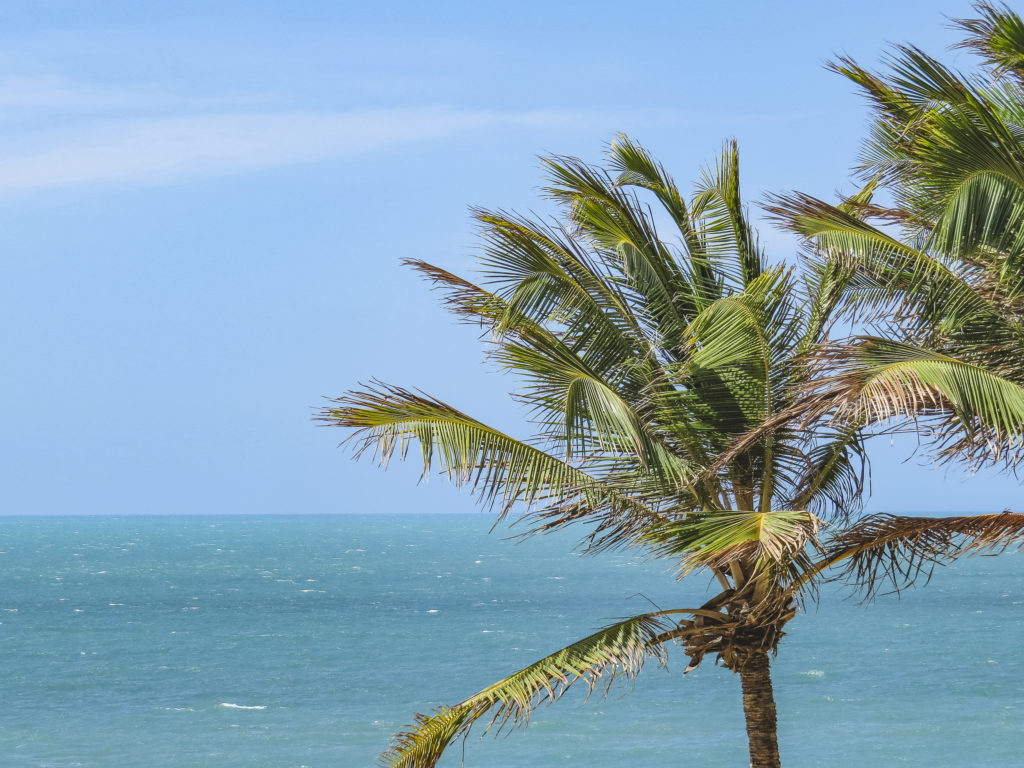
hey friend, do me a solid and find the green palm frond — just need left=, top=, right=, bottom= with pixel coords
left=767, top=18, right=1024, bottom=469
left=405, top=257, right=665, bottom=407
left=472, top=210, right=652, bottom=359
left=705, top=335, right=1024, bottom=487
left=640, top=509, right=819, bottom=588
left=692, top=141, right=764, bottom=288
left=800, top=256, right=857, bottom=350
left=765, top=191, right=1003, bottom=335
left=813, top=339, right=1024, bottom=452
left=831, top=19, right=1024, bottom=268
left=823, top=511, right=1024, bottom=597
left=678, top=268, right=808, bottom=511
left=495, top=331, right=658, bottom=459
left=319, top=382, right=680, bottom=545
left=606, top=135, right=692, bottom=241
left=606, top=134, right=721, bottom=306
left=398, top=261, right=692, bottom=482
left=674, top=269, right=798, bottom=465
left=541, top=153, right=695, bottom=343
left=686, top=268, right=801, bottom=379
left=828, top=54, right=921, bottom=180
left=377, top=611, right=687, bottom=768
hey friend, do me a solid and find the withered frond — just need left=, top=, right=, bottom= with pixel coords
left=403, top=258, right=508, bottom=329
left=825, top=510, right=1024, bottom=597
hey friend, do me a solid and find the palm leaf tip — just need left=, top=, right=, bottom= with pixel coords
left=401, top=258, right=505, bottom=328
left=317, top=382, right=465, bottom=465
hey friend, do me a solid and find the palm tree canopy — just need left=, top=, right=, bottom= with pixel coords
left=325, top=137, right=868, bottom=559
left=322, top=138, right=871, bottom=766
left=324, top=130, right=1024, bottom=768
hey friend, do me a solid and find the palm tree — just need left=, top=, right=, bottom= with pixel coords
left=763, top=1, right=1024, bottom=467
left=321, top=137, right=1024, bottom=768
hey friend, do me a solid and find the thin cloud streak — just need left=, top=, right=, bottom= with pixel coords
left=0, top=107, right=591, bottom=193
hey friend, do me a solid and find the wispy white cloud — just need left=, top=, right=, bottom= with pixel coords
left=0, top=74, right=821, bottom=197
left=0, top=75, right=288, bottom=115
left=0, top=106, right=593, bottom=194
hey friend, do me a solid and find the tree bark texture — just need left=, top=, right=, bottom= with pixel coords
left=738, top=651, right=781, bottom=768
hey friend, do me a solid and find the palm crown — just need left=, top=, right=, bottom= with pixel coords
left=324, top=134, right=1024, bottom=768
left=337, top=137, right=865, bottom=542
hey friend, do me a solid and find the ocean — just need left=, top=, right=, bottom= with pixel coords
left=0, top=514, right=1021, bottom=767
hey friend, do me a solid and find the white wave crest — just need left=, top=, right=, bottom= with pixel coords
left=220, top=702, right=266, bottom=710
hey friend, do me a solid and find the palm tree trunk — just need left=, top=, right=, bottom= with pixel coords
left=738, top=651, right=781, bottom=768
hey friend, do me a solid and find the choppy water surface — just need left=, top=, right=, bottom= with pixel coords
left=0, top=515, right=1021, bottom=767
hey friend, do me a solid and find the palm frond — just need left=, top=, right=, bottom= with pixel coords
left=471, top=210, right=654, bottom=366
left=823, top=511, right=1024, bottom=597
left=541, top=153, right=695, bottom=343
left=495, top=330, right=660, bottom=461
left=403, top=258, right=512, bottom=329
left=640, top=509, right=819, bottom=587
left=606, top=135, right=722, bottom=308
left=788, top=425, right=868, bottom=521
left=677, top=267, right=809, bottom=511
left=401, top=260, right=693, bottom=482
left=765, top=191, right=1002, bottom=334
left=691, top=140, right=764, bottom=288
left=319, top=382, right=678, bottom=546
left=815, top=339, right=1024, bottom=454
left=606, top=135, right=692, bottom=241
left=377, top=610, right=687, bottom=768
left=707, top=335, right=1024, bottom=488
left=685, top=268, right=801, bottom=380
left=799, top=251, right=857, bottom=350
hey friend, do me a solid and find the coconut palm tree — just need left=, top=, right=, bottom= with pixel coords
left=321, top=137, right=1024, bottom=768
left=763, top=2, right=1024, bottom=467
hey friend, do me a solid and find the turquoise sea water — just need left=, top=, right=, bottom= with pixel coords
left=0, top=514, right=1021, bottom=767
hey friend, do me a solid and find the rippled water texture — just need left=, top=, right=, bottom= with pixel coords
left=0, top=515, right=1021, bottom=767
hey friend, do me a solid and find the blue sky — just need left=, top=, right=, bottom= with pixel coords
left=2, top=0, right=1019, bottom=516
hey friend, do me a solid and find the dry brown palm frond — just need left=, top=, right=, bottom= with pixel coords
left=825, top=511, right=1024, bottom=597
left=402, top=258, right=506, bottom=328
